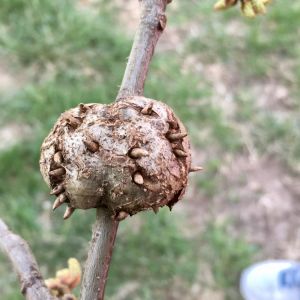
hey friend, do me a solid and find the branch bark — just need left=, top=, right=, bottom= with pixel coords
left=81, top=1, right=170, bottom=299
left=80, top=208, right=119, bottom=300
left=80, top=1, right=170, bottom=299
left=117, top=0, right=170, bottom=100
left=0, top=219, right=56, bottom=300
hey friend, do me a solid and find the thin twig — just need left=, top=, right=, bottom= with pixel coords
left=117, top=0, right=170, bottom=100
left=0, top=219, right=56, bottom=300
left=80, top=208, right=119, bottom=300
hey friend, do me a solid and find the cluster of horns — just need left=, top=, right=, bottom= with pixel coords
left=48, top=102, right=203, bottom=220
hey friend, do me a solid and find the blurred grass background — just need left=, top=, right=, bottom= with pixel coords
left=0, top=0, right=299, bottom=299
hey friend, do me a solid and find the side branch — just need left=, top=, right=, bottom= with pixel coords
left=0, top=219, right=56, bottom=300
left=80, top=208, right=119, bottom=300
left=117, top=0, right=170, bottom=100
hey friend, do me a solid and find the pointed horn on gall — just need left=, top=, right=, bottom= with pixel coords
left=52, top=193, right=67, bottom=210
left=53, top=198, right=63, bottom=211
left=84, top=139, right=99, bottom=153
left=152, top=206, right=159, bottom=214
left=141, top=102, right=153, bottom=115
left=49, top=167, right=66, bottom=177
left=63, top=207, right=75, bottom=220
left=173, top=149, right=188, bottom=157
left=50, top=184, right=65, bottom=195
left=129, top=148, right=149, bottom=158
left=133, top=172, right=144, bottom=185
left=53, top=151, right=63, bottom=165
left=167, top=132, right=187, bottom=141
left=66, top=115, right=81, bottom=128
left=189, top=166, right=203, bottom=173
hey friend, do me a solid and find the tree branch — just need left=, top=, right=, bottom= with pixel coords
left=2, top=2, right=171, bottom=300
left=116, top=0, right=170, bottom=100
left=80, top=208, right=119, bottom=300
left=0, top=219, right=56, bottom=300
left=81, top=1, right=171, bottom=299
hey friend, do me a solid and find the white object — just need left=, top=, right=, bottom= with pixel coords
left=240, top=260, right=300, bottom=300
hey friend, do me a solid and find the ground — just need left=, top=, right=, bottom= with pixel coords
left=0, top=1, right=299, bottom=300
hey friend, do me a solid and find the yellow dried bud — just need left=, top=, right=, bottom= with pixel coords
left=250, top=0, right=266, bottom=14
left=56, top=258, right=81, bottom=290
left=214, top=0, right=227, bottom=10
left=214, top=0, right=272, bottom=17
left=242, top=1, right=256, bottom=18
left=45, top=258, right=81, bottom=298
left=214, top=0, right=237, bottom=10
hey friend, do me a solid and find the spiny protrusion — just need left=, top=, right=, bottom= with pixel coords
left=63, top=207, right=75, bottom=220
left=158, top=14, right=167, bottom=31
left=49, top=167, right=66, bottom=177
left=167, top=120, right=178, bottom=129
left=189, top=166, right=203, bottom=173
left=50, top=184, right=65, bottom=195
left=52, top=193, right=67, bottom=210
left=167, top=132, right=187, bottom=141
left=79, top=103, right=87, bottom=113
left=167, top=204, right=173, bottom=211
left=66, top=115, right=81, bottom=128
left=115, top=211, right=129, bottom=221
left=173, top=149, right=188, bottom=157
left=83, top=139, right=99, bottom=153
left=129, top=148, right=149, bottom=159
left=141, top=102, right=153, bottom=115
left=152, top=206, right=159, bottom=214
left=133, top=172, right=144, bottom=185
left=53, top=151, right=63, bottom=165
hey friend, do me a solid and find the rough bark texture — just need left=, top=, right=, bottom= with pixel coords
left=117, top=0, right=168, bottom=100
left=80, top=209, right=119, bottom=300
left=0, top=219, right=56, bottom=300
left=40, top=97, right=190, bottom=219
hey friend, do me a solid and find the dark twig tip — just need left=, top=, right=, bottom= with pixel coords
left=152, top=206, right=159, bottom=214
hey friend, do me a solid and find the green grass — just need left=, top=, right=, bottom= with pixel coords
left=202, top=223, right=257, bottom=300
left=107, top=210, right=197, bottom=299
left=0, top=0, right=299, bottom=299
